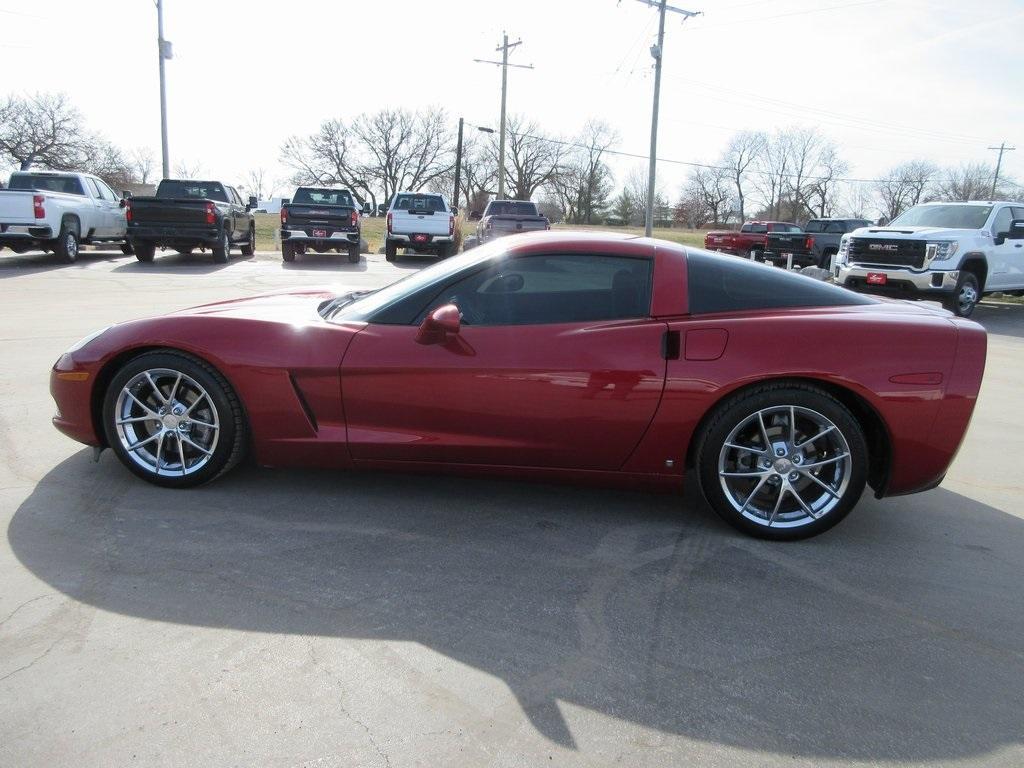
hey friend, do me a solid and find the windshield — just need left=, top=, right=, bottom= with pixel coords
left=487, top=201, right=538, bottom=216
left=890, top=204, right=992, bottom=229
left=8, top=174, right=85, bottom=195
left=321, top=238, right=508, bottom=322
left=293, top=188, right=354, bottom=206
left=394, top=194, right=445, bottom=213
left=156, top=180, right=228, bottom=202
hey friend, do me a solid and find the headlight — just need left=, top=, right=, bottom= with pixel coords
left=65, top=325, right=112, bottom=354
left=926, top=241, right=959, bottom=262
left=836, top=235, right=850, bottom=264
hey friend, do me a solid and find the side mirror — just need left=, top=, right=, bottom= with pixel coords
left=361, top=202, right=371, bottom=215
left=121, top=190, right=132, bottom=200
left=247, top=196, right=258, bottom=209
left=416, top=303, right=461, bottom=345
left=1006, top=219, right=1024, bottom=241
left=281, top=198, right=291, bottom=206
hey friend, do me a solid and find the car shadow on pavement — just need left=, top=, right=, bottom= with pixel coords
left=282, top=255, right=369, bottom=273
left=0, top=249, right=130, bottom=278
left=111, top=251, right=255, bottom=274
left=8, top=453, right=1024, bottom=759
left=974, top=301, right=1024, bottom=340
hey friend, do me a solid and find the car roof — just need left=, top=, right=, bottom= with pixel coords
left=917, top=200, right=1021, bottom=206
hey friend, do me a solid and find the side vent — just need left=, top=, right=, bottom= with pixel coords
left=288, top=374, right=318, bottom=432
left=661, top=330, right=681, bottom=360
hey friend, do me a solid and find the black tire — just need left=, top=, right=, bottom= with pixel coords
left=347, top=243, right=360, bottom=264
left=385, top=240, right=397, bottom=262
left=102, top=350, right=247, bottom=489
left=120, top=242, right=134, bottom=256
left=819, top=250, right=836, bottom=269
left=55, top=220, right=80, bottom=263
left=282, top=242, right=296, bottom=263
left=240, top=225, right=256, bottom=256
left=695, top=382, right=868, bottom=540
left=436, top=242, right=451, bottom=259
left=212, top=228, right=230, bottom=264
left=942, top=270, right=980, bottom=317
left=133, top=240, right=156, bottom=263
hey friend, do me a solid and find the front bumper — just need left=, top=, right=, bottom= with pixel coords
left=50, top=354, right=101, bottom=446
left=836, top=263, right=959, bottom=295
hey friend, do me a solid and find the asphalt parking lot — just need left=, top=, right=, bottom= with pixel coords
left=2, top=248, right=1023, bottom=767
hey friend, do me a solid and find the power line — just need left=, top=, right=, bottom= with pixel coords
left=687, top=0, right=885, bottom=29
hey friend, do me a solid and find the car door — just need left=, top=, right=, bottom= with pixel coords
left=988, top=206, right=1017, bottom=290
left=84, top=178, right=113, bottom=238
left=95, top=178, right=126, bottom=239
left=340, top=252, right=668, bottom=470
left=1002, top=206, right=1024, bottom=289
left=227, top=187, right=245, bottom=240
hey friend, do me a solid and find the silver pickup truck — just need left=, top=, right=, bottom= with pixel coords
left=0, top=170, right=132, bottom=262
left=477, top=199, right=549, bottom=244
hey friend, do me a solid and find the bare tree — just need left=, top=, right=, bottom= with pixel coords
left=87, top=140, right=134, bottom=189
left=243, top=168, right=272, bottom=200
left=280, top=119, right=376, bottom=208
left=935, top=162, right=998, bottom=202
left=683, top=166, right=732, bottom=227
left=460, top=135, right=498, bottom=211
left=130, top=147, right=156, bottom=184
left=497, top=115, right=565, bottom=201
left=841, top=182, right=876, bottom=220
left=806, top=143, right=849, bottom=218
left=549, top=120, right=617, bottom=224
left=873, top=160, right=938, bottom=220
left=752, top=130, right=793, bottom=221
left=721, top=131, right=765, bottom=224
left=0, top=92, right=91, bottom=171
left=173, top=159, right=204, bottom=178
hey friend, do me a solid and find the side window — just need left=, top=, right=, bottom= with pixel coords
left=227, top=187, right=241, bottom=206
left=825, top=221, right=846, bottom=233
left=86, top=178, right=103, bottom=198
left=423, top=254, right=654, bottom=326
left=740, top=224, right=752, bottom=233
left=95, top=179, right=117, bottom=202
left=992, top=207, right=1013, bottom=236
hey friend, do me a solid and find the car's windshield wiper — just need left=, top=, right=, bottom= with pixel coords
left=319, top=289, right=377, bottom=318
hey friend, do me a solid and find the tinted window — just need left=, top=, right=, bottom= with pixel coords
left=94, top=179, right=117, bottom=201
left=156, top=180, right=228, bottom=202
left=687, top=250, right=874, bottom=314
left=1012, top=208, right=1024, bottom=221
left=743, top=223, right=767, bottom=234
left=423, top=254, right=653, bottom=326
left=394, top=194, right=445, bottom=213
left=486, top=201, right=539, bottom=216
left=8, top=174, right=85, bottom=195
left=805, top=220, right=827, bottom=233
left=293, top=188, right=354, bottom=206
left=890, top=204, right=992, bottom=229
left=992, top=207, right=1013, bottom=236
left=825, top=221, right=847, bottom=233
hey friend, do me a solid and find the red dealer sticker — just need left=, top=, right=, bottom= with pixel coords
left=867, top=272, right=888, bottom=285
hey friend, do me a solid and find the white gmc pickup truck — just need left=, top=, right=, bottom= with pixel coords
left=0, top=170, right=131, bottom=262
left=835, top=200, right=1024, bottom=317
left=385, top=192, right=456, bottom=261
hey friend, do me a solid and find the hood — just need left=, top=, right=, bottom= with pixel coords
left=851, top=226, right=985, bottom=240
left=172, top=287, right=343, bottom=322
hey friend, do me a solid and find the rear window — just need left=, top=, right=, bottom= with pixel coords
left=156, top=180, right=228, bottom=202
left=8, top=174, right=85, bottom=195
left=804, top=220, right=827, bottom=233
left=394, top=194, right=446, bottom=213
left=293, top=188, right=354, bottom=206
left=687, top=250, right=874, bottom=314
left=486, top=201, right=539, bottom=216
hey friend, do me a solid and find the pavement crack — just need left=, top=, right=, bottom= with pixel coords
left=0, top=593, right=54, bottom=628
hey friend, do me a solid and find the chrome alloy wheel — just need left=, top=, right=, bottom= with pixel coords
left=114, top=368, right=220, bottom=477
left=958, top=282, right=978, bottom=314
left=718, top=405, right=852, bottom=529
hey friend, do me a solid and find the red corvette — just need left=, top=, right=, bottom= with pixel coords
left=50, top=232, right=986, bottom=539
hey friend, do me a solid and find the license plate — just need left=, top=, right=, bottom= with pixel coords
left=867, top=272, right=888, bottom=285
left=312, top=229, right=327, bottom=238
left=413, top=234, right=428, bottom=243
left=712, top=237, right=722, bottom=243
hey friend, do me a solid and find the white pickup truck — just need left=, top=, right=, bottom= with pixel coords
left=835, top=200, right=1024, bottom=317
left=0, top=170, right=132, bottom=262
left=384, top=192, right=456, bottom=261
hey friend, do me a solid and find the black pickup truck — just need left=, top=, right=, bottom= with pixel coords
left=761, top=217, right=872, bottom=269
left=126, top=179, right=257, bottom=263
left=279, top=187, right=363, bottom=263
left=476, top=200, right=549, bottom=244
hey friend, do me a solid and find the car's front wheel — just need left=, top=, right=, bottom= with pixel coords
left=102, top=351, right=246, bottom=488
left=696, top=383, right=868, bottom=540
left=943, top=271, right=980, bottom=317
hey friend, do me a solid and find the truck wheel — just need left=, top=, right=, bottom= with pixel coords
left=281, top=242, right=296, bottom=263
left=240, top=226, right=256, bottom=256
left=55, top=221, right=80, bottom=263
left=819, top=250, right=836, bottom=269
left=347, top=243, right=360, bottom=264
left=436, top=243, right=450, bottom=259
left=943, top=271, right=980, bottom=317
left=133, top=241, right=156, bottom=262
left=212, top=230, right=230, bottom=264
left=120, top=242, right=134, bottom=256
left=385, top=240, right=397, bottom=262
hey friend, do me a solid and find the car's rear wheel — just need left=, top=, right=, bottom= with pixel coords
left=347, top=243, right=360, bottom=263
left=120, top=241, right=134, bottom=255
left=943, top=271, right=980, bottom=317
left=102, top=351, right=246, bottom=488
left=696, top=383, right=868, bottom=540
left=212, top=229, right=230, bottom=263
left=385, top=240, right=397, bottom=262
left=281, top=242, right=296, bottom=262
left=55, top=221, right=80, bottom=263
left=133, top=240, right=156, bottom=262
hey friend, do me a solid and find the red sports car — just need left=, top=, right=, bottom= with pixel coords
left=50, top=232, right=987, bottom=539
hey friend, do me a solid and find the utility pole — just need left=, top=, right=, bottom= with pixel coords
left=633, top=0, right=700, bottom=236
left=474, top=33, right=532, bottom=201
left=988, top=142, right=1016, bottom=198
left=453, top=117, right=464, bottom=212
left=156, top=0, right=173, bottom=179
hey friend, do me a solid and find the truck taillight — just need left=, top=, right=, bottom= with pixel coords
left=386, top=212, right=392, bottom=234
left=125, top=200, right=133, bottom=223
left=205, top=202, right=216, bottom=225
left=351, top=210, right=359, bottom=228
left=280, top=207, right=288, bottom=225
left=448, top=214, right=454, bottom=236
left=32, top=194, right=45, bottom=220
left=805, top=236, right=814, bottom=251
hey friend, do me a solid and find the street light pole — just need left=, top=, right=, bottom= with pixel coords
left=633, top=0, right=700, bottom=237
left=156, top=0, right=172, bottom=179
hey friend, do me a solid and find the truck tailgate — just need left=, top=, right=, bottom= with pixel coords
left=0, top=191, right=35, bottom=223
left=392, top=210, right=449, bottom=235
left=284, top=204, right=355, bottom=228
left=130, top=198, right=211, bottom=225
left=488, top=216, right=547, bottom=235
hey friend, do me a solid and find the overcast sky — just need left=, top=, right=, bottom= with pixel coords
left=2, top=0, right=1022, bottom=200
